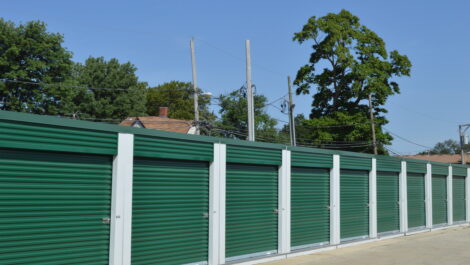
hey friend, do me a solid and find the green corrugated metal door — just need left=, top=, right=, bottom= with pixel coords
left=407, top=173, right=426, bottom=229
left=377, top=171, right=400, bottom=233
left=132, top=158, right=209, bottom=265
left=453, top=176, right=466, bottom=222
left=340, top=169, right=369, bottom=240
left=0, top=148, right=112, bottom=265
left=226, top=163, right=278, bottom=259
left=291, top=167, right=330, bottom=248
left=432, top=175, right=447, bottom=226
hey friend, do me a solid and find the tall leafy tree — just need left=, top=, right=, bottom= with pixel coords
left=0, top=19, right=74, bottom=114
left=215, top=89, right=280, bottom=142
left=418, top=139, right=470, bottom=155
left=146, top=81, right=216, bottom=135
left=72, top=57, right=147, bottom=120
left=293, top=9, right=411, bottom=153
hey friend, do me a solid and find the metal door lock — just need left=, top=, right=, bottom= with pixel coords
left=273, top=209, right=280, bottom=214
left=203, top=213, right=209, bottom=218
left=102, top=217, right=111, bottom=224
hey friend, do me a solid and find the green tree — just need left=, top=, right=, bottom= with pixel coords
left=0, top=19, right=74, bottom=114
left=215, top=89, right=279, bottom=142
left=72, top=57, right=147, bottom=120
left=418, top=139, right=469, bottom=155
left=146, top=81, right=216, bottom=135
left=293, top=9, right=411, bottom=153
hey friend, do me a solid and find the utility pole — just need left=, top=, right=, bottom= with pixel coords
left=190, top=38, right=200, bottom=135
left=368, top=93, right=378, bottom=155
left=459, top=124, right=470, bottom=164
left=246, top=40, right=255, bottom=141
left=287, top=76, right=296, bottom=146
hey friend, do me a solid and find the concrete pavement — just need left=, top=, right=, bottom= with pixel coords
left=261, top=226, right=470, bottom=265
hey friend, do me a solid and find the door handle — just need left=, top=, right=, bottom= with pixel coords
left=273, top=209, right=280, bottom=214
left=102, top=217, right=111, bottom=224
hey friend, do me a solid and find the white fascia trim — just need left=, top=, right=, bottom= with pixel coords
left=109, top=133, right=134, bottom=265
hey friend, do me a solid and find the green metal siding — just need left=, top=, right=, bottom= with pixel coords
left=227, top=145, right=281, bottom=165
left=0, top=120, right=117, bottom=155
left=0, top=148, right=112, bottom=265
left=377, top=171, right=400, bottom=233
left=291, top=167, right=330, bottom=247
left=226, top=163, right=278, bottom=258
left=432, top=175, right=447, bottom=225
left=453, top=176, right=466, bottom=222
left=407, top=162, right=427, bottom=174
left=341, top=156, right=371, bottom=170
left=134, top=135, right=213, bottom=162
left=291, top=152, right=333, bottom=168
left=453, top=166, right=467, bottom=177
left=132, top=158, right=209, bottom=265
left=340, top=169, right=369, bottom=240
left=407, top=173, right=426, bottom=228
left=432, top=165, right=449, bottom=175
left=376, top=157, right=401, bottom=172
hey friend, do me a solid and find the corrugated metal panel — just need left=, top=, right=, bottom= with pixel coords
left=453, top=166, right=468, bottom=177
left=226, top=163, right=278, bottom=258
left=432, top=164, right=449, bottom=175
left=453, top=176, right=466, bottom=222
left=131, top=158, right=209, bottom=265
left=340, top=156, right=371, bottom=170
left=377, top=171, right=400, bottom=233
left=376, top=157, right=401, bottom=172
left=134, top=135, right=213, bottom=161
left=291, top=167, right=330, bottom=247
left=0, top=120, right=117, bottom=155
left=407, top=173, right=426, bottom=228
left=0, top=148, right=112, bottom=265
left=432, top=175, right=447, bottom=225
left=340, top=169, right=369, bottom=240
left=291, top=152, right=333, bottom=168
left=407, top=161, right=427, bottom=173
left=227, top=145, right=281, bottom=165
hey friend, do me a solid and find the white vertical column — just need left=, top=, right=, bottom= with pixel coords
left=425, top=163, right=433, bottom=228
left=211, top=143, right=226, bottom=265
left=330, top=155, right=340, bottom=245
left=369, top=158, right=377, bottom=238
left=278, top=150, right=291, bottom=254
left=399, top=161, right=408, bottom=233
left=209, top=143, right=226, bottom=265
left=447, top=166, right=453, bottom=225
left=109, top=133, right=134, bottom=265
left=466, top=168, right=470, bottom=223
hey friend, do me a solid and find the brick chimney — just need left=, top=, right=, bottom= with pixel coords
left=159, top=107, right=169, bottom=118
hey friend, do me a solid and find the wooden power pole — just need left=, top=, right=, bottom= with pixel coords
left=287, top=76, right=296, bottom=146
left=368, top=93, right=378, bottom=155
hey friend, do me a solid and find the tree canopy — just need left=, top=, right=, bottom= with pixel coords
left=293, top=9, right=411, bottom=153
left=71, top=57, right=147, bottom=120
left=0, top=19, right=73, bottom=114
left=418, top=139, right=470, bottom=155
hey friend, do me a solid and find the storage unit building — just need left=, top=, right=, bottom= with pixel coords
left=340, top=156, right=371, bottom=241
left=290, top=150, right=332, bottom=249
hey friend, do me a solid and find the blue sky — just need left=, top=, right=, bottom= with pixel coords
left=3, top=0, right=470, bottom=154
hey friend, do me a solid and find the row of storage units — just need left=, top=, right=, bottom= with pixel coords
left=1, top=111, right=470, bottom=265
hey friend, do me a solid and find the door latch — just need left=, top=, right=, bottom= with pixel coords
left=203, top=212, right=209, bottom=218
left=102, top=217, right=111, bottom=224
left=273, top=209, right=280, bottom=214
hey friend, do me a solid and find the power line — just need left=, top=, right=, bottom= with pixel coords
left=383, top=127, right=431, bottom=149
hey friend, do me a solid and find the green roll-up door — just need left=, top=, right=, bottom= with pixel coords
left=432, top=175, right=447, bottom=226
left=453, top=176, right=466, bottom=222
left=377, top=171, right=400, bottom=233
left=132, top=158, right=209, bottom=265
left=291, top=167, right=330, bottom=248
left=0, top=148, right=112, bottom=265
left=340, top=169, right=369, bottom=240
left=226, top=163, right=278, bottom=259
left=407, top=173, right=426, bottom=229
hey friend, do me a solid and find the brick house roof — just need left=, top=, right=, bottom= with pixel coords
left=119, top=116, right=195, bottom=134
left=401, top=154, right=470, bottom=165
